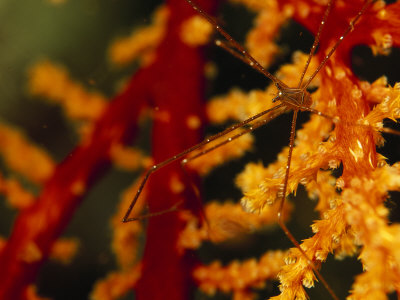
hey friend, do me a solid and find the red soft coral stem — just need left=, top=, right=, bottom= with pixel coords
left=0, top=0, right=214, bottom=298
left=284, top=0, right=400, bottom=66
left=134, top=0, right=216, bottom=299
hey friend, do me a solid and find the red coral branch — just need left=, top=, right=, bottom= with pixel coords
left=287, top=1, right=400, bottom=65
left=134, top=0, right=215, bottom=299
left=0, top=66, right=148, bottom=300
left=0, top=0, right=215, bottom=299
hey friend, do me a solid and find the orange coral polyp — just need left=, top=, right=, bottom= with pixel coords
left=28, top=61, right=107, bottom=122
left=49, top=238, right=79, bottom=264
left=108, top=5, right=169, bottom=66
left=0, top=123, right=55, bottom=184
left=193, top=250, right=287, bottom=297
left=180, top=15, right=213, bottom=46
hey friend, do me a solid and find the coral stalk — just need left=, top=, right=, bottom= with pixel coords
left=0, top=68, right=148, bottom=299
left=134, top=0, right=214, bottom=298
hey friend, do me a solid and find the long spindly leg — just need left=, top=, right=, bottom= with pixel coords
left=177, top=108, right=287, bottom=234
left=277, top=109, right=340, bottom=300
left=122, top=104, right=285, bottom=222
left=186, top=0, right=288, bottom=88
left=214, top=39, right=267, bottom=75
left=273, top=2, right=372, bottom=298
left=302, top=0, right=375, bottom=90
left=291, top=99, right=400, bottom=137
left=298, top=0, right=333, bottom=88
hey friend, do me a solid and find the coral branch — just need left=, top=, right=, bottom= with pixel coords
left=193, top=250, right=287, bottom=297
left=0, top=66, right=148, bottom=299
left=133, top=0, right=215, bottom=298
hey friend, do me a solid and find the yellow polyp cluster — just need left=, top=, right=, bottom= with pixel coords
left=206, top=89, right=252, bottom=123
left=18, top=242, right=42, bottom=263
left=238, top=115, right=334, bottom=213
left=111, top=180, right=145, bottom=269
left=193, top=250, right=286, bottom=297
left=109, top=143, right=151, bottom=171
left=207, top=87, right=277, bottom=124
left=180, top=15, right=213, bottom=46
left=186, top=114, right=202, bottom=130
left=169, top=173, right=185, bottom=194
left=277, top=52, right=320, bottom=88
left=25, top=285, right=51, bottom=300
left=0, top=123, right=55, bottom=184
left=187, top=130, right=254, bottom=176
left=305, top=170, right=338, bottom=213
left=70, top=180, right=86, bottom=196
left=178, top=201, right=292, bottom=250
left=92, top=181, right=144, bottom=299
left=111, top=219, right=142, bottom=270
left=0, top=175, right=35, bottom=209
left=362, top=78, right=400, bottom=124
left=245, top=2, right=291, bottom=67
left=342, top=164, right=400, bottom=299
left=230, top=0, right=310, bottom=70
left=273, top=206, right=350, bottom=299
left=28, top=61, right=107, bottom=123
left=49, top=238, right=79, bottom=264
left=92, top=180, right=145, bottom=300
left=108, top=5, right=169, bottom=66
left=90, top=265, right=142, bottom=300
left=371, top=30, right=393, bottom=56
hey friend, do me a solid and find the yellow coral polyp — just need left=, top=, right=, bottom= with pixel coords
left=49, top=238, right=79, bottom=264
left=18, top=242, right=42, bottom=263
left=193, top=250, right=286, bottom=296
left=109, top=143, right=150, bottom=171
left=339, top=165, right=400, bottom=299
left=180, top=15, right=213, bottom=46
left=245, top=4, right=289, bottom=67
left=109, top=5, right=169, bottom=66
left=186, top=114, right=202, bottom=130
left=28, top=61, right=107, bottom=122
left=111, top=179, right=145, bottom=269
left=90, top=266, right=141, bottom=300
left=207, top=87, right=278, bottom=124
left=0, top=175, right=35, bottom=209
left=178, top=200, right=292, bottom=250
left=371, top=31, right=393, bottom=55
left=0, top=123, right=55, bottom=184
left=187, top=130, right=254, bottom=176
